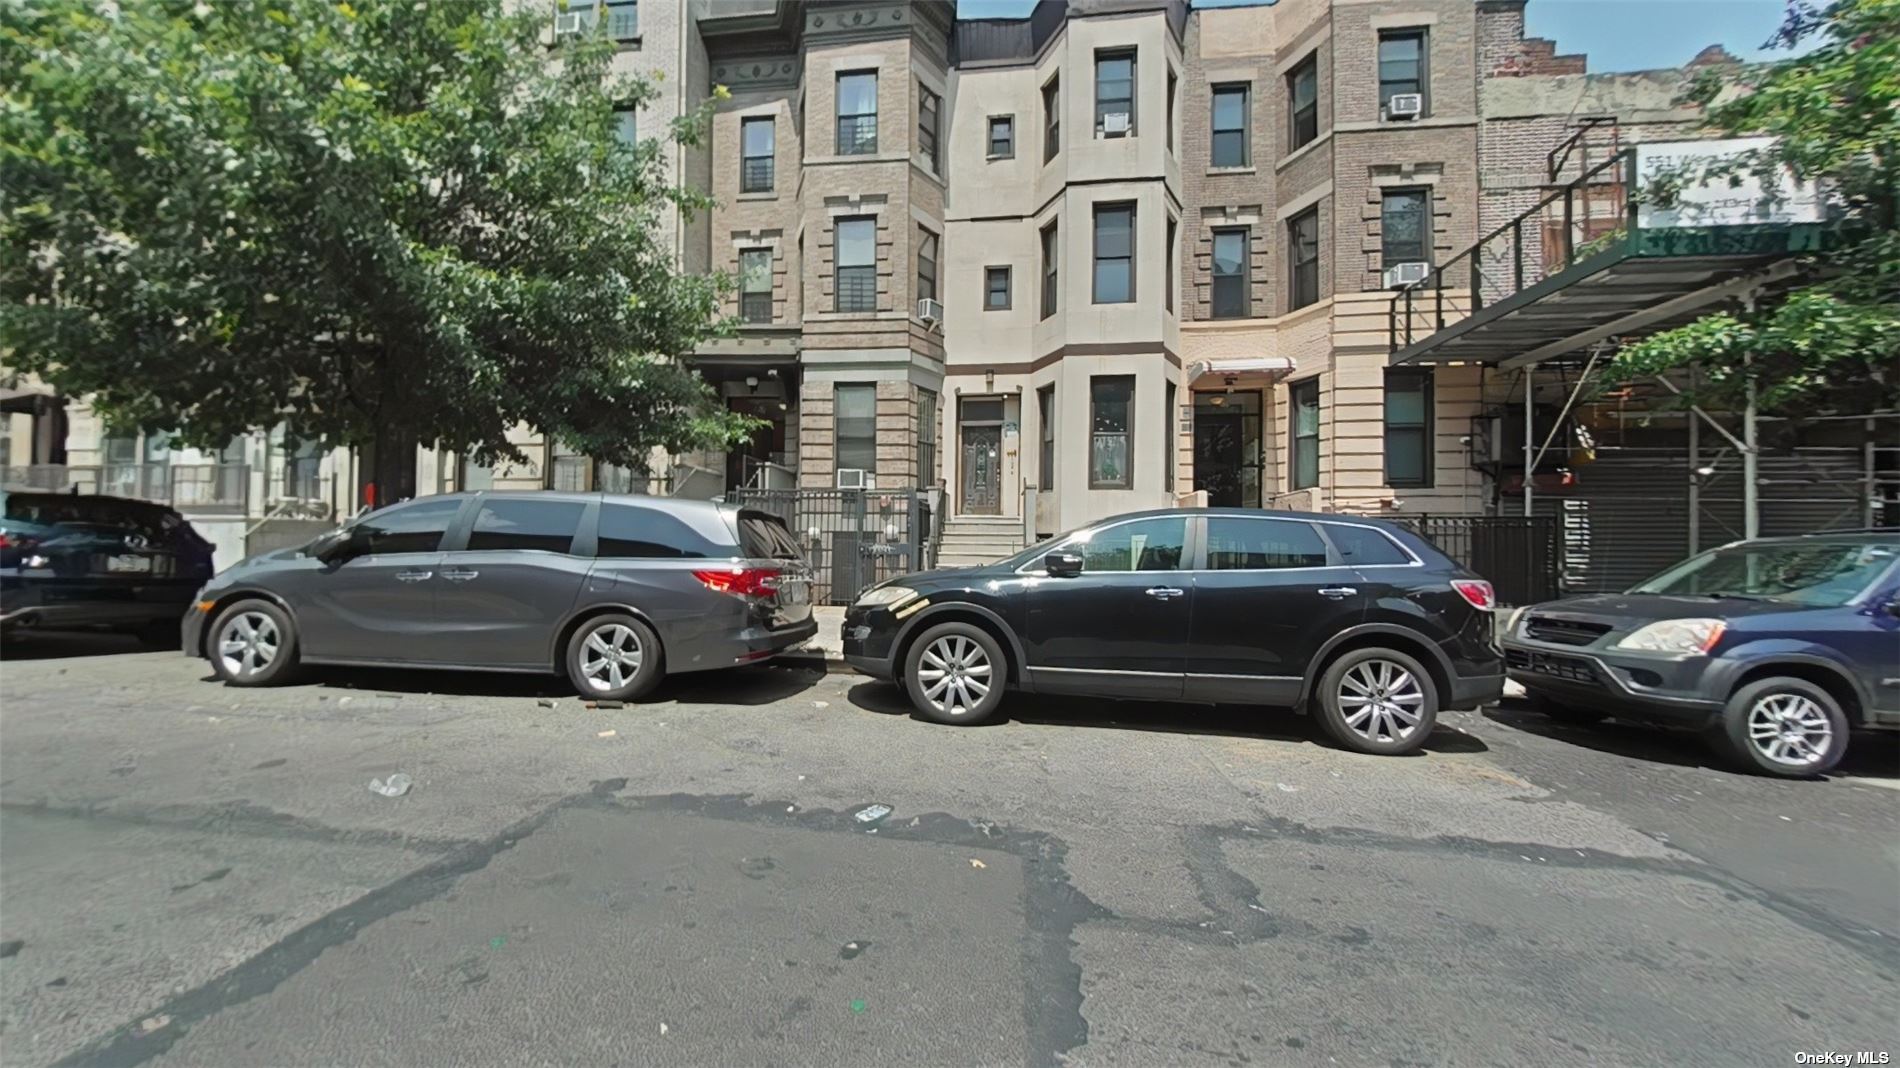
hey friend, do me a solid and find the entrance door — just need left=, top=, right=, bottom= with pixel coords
left=1192, top=392, right=1263, bottom=507
left=959, top=397, right=1005, bottom=515
left=961, top=427, right=1001, bottom=514
left=725, top=396, right=786, bottom=491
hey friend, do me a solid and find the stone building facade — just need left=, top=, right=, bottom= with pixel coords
left=4, top=0, right=1745, bottom=558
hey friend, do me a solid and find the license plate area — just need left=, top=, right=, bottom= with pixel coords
left=105, top=555, right=153, bottom=574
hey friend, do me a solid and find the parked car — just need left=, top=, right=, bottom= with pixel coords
left=842, top=508, right=1504, bottom=754
left=181, top=492, right=816, bottom=699
left=0, top=490, right=216, bottom=646
left=1503, top=531, right=1900, bottom=777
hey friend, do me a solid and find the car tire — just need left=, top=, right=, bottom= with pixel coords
left=1528, top=690, right=1607, bottom=725
left=1713, top=676, right=1849, bottom=777
left=565, top=614, right=664, bottom=702
left=207, top=599, right=301, bottom=686
left=1313, top=647, right=1440, bottom=755
left=903, top=621, right=1007, bottom=726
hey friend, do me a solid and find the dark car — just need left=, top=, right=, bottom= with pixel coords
left=842, top=508, right=1504, bottom=754
left=181, top=491, right=816, bottom=699
left=1, top=490, right=217, bottom=646
left=1503, top=531, right=1900, bottom=777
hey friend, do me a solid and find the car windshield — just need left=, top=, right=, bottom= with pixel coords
left=1630, top=539, right=1898, bottom=606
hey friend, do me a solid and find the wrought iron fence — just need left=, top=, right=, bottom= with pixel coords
left=1393, top=514, right=1562, bottom=607
left=728, top=487, right=932, bottom=605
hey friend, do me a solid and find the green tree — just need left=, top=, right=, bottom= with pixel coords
left=1608, top=0, right=1899, bottom=414
left=0, top=0, right=750, bottom=490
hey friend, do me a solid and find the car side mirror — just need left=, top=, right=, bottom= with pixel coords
left=309, top=527, right=360, bottom=564
left=1043, top=550, right=1085, bottom=578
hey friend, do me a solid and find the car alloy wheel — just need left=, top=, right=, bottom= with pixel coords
left=217, top=611, right=280, bottom=679
left=916, top=634, right=992, bottom=717
left=579, top=622, right=644, bottom=693
left=1337, top=657, right=1427, bottom=744
left=1745, top=692, right=1833, bottom=769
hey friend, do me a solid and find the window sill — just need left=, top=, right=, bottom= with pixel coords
left=736, top=191, right=778, bottom=201
left=1206, top=165, right=1256, bottom=176
left=1275, top=130, right=1333, bottom=173
left=986, top=153, right=1015, bottom=162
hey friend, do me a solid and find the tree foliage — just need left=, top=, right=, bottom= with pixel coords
left=1608, top=0, right=1900, bottom=414
left=0, top=0, right=750, bottom=468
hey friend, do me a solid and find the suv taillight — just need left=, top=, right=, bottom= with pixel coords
left=1452, top=579, right=1496, bottom=611
left=693, top=567, right=782, bottom=599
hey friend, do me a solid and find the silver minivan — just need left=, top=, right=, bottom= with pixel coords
left=181, top=492, right=816, bottom=700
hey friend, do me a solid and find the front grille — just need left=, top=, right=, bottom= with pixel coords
left=1522, top=615, right=1611, bottom=647
left=1506, top=647, right=1598, bottom=685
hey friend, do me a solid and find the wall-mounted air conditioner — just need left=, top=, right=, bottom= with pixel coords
left=1100, top=112, right=1131, bottom=137
left=1385, top=94, right=1423, bottom=119
left=553, top=12, right=584, bottom=37
left=837, top=468, right=873, bottom=490
left=1383, top=261, right=1431, bottom=289
left=916, top=298, right=942, bottom=326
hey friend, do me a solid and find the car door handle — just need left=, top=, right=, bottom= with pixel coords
left=1319, top=586, right=1359, bottom=599
left=441, top=569, right=479, bottom=583
left=1145, top=587, right=1186, bottom=600
left=395, top=570, right=433, bottom=583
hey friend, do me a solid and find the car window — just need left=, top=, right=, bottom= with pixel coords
left=1062, top=517, right=1186, bottom=573
left=465, top=498, right=585, bottom=554
left=356, top=497, right=464, bottom=555
left=736, top=511, right=802, bottom=561
left=1633, top=540, right=1898, bottom=606
left=1325, top=523, right=1409, bottom=566
left=598, top=503, right=723, bottom=559
left=2, top=494, right=177, bottom=541
left=1205, top=517, right=1328, bottom=570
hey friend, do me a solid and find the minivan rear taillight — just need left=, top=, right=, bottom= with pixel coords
left=693, top=567, right=782, bottom=599
left=1452, top=579, right=1496, bottom=611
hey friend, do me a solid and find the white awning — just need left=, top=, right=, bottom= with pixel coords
left=1185, top=357, right=1295, bottom=384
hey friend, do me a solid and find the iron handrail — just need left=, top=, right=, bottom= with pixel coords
left=1389, top=146, right=1638, bottom=356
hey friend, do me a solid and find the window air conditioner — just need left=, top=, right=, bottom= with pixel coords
left=1385, top=94, right=1423, bottom=119
left=1101, top=112, right=1131, bottom=136
left=916, top=298, right=943, bottom=325
left=553, top=13, right=584, bottom=37
left=836, top=468, right=872, bottom=490
left=1383, top=261, right=1431, bottom=289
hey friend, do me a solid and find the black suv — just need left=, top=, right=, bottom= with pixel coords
left=842, top=508, right=1504, bottom=754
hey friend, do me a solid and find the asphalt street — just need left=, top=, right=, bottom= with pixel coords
left=1, top=630, right=1896, bottom=1067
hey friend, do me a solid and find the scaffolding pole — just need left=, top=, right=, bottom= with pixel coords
left=1688, top=368, right=1700, bottom=553
left=1523, top=364, right=1535, bottom=518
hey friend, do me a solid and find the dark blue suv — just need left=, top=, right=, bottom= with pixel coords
left=1503, top=532, right=1900, bottom=777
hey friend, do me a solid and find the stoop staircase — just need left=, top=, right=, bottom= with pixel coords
left=934, top=515, right=1026, bottom=569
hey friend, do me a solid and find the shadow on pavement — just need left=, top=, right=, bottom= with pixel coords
left=845, top=679, right=1488, bottom=754
left=0, top=628, right=161, bottom=661
left=305, top=660, right=825, bottom=707
left=1485, top=702, right=1900, bottom=781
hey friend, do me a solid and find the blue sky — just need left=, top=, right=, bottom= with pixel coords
left=953, top=0, right=1807, bottom=73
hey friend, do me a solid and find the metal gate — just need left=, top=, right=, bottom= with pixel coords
left=727, top=488, right=933, bottom=605
left=1398, top=515, right=1562, bottom=607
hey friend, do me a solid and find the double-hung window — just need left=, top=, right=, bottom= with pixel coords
left=1288, top=54, right=1318, bottom=150
left=916, top=227, right=938, bottom=304
left=1040, top=221, right=1059, bottom=318
left=1092, top=203, right=1134, bottom=304
left=835, top=385, right=877, bottom=474
left=1211, top=228, right=1249, bottom=319
left=1288, top=208, right=1320, bottom=311
left=740, top=117, right=774, bottom=193
left=1379, top=30, right=1428, bottom=115
left=1383, top=369, right=1433, bottom=487
left=1381, top=189, right=1430, bottom=267
left=1089, top=376, right=1135, bottom=489
left=739, top=248, right=772, bottom=324
left=837, top=71, right=878, bottom=155
left=1290, top=379, right=1320, bottom=489
left=918, top=84, right=941, bottom=170
left=1095, top=51, right=1135, bottom=135
left=835, top=218, right=876, bottom=313
left=1211, top=84, right=1250, bottom=167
